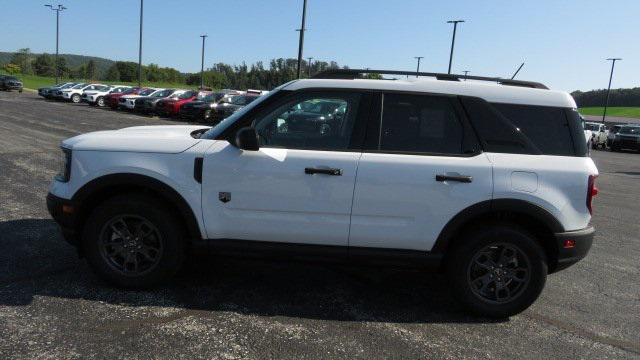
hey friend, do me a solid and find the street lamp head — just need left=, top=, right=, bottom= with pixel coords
left=606, top=58, right=622, bottom=61
left=45, top=4, right=53, bottom=8
left=447, top=20, right=465, bottom=24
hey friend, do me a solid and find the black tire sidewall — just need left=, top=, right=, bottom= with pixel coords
left=82, top=195, right=186, bottom=288
left=447, top=225, right=547, bottom=318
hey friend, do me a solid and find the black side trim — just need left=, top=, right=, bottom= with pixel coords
left=207, top=239, right=443, bottom=269
left=194, top=157, right=203, bottom=183
left=72, top=173, right=203, bottom=243
left=432, top=199, right=564, bottom=253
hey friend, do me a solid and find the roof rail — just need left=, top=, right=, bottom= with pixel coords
left=311, top=69, right=549, bottom=90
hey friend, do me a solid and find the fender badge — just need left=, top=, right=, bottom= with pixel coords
left=219, top=192, right=231, bottom=203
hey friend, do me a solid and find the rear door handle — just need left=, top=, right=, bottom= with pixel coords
left=436, top=174, right=473, bottom=183
left=305, top=167, right=342, bottom=176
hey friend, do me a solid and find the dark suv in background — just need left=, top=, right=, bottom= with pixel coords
left=610, top=125, right=640, bottom=152
left=0, top=75, right=23, bottom=92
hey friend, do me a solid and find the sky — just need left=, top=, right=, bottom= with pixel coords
left=1, top=0, right=638, bottom=92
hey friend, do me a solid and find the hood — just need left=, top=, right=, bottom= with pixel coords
left=62, top=125, right=211, bottom=154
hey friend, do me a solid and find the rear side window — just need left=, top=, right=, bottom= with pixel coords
left=492, top=103, right=575, bottom=156
left=378, top=93, right=467, bottom=155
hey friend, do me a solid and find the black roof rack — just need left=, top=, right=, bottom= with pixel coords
left=311, top=69, right=549, bottom=90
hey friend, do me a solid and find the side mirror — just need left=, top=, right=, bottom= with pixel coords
left=235, top=127, right=259, bottom=151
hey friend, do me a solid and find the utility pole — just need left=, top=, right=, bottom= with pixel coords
left=200, top=35, right=208, bottom=89
left=296, top=0, right=308, bottom=79
left=45, top=4, right=66, bottom=84
left=307, top=57, right=314, bottom=77
left=137, top=0, right=144, bottom=87
left=511, top=62, right=525, bottom=79
left=463, top=70, right=470, bottom=80
left=414, top=56, right=424, bottom=77
left=447, top=20, right=464, bottom=74
left=603, top=58, right=621, bottom=123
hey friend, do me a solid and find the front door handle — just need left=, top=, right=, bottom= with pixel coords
left=436, top=174, right=473, bottom=183
left=305, top=167, right=342, bottom=176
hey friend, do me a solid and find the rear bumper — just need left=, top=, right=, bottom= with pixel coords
left=553, top=226, right=594, bottom=272
left=46, top=192, right=80, bottom=247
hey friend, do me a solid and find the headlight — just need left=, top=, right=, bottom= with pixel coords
left=55, top=148, right=72, bottom=182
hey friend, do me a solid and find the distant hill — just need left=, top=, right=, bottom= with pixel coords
left=0, top=51, right=115, bottom=78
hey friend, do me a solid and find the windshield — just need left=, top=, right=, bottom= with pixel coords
left=139, top=88, right=155, bottom=96
left=152, top=89, right=174, bottom=97
left=619, top=127, right=640, bottom=135
left=201, top=90, right=280, bottom=140
left=584, top=123, right=601, bottom=131
left=71, top=83, right=87, bottom=89
left=61, top=83, right=76, bottom=89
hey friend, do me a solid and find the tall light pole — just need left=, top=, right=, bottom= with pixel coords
left=414, top=56, right=424, bottom=77
left=45, top=4, right=66, bottom=84
left=200, top=35, right=208, bottom=89
left=447, top=20, right=464, bottom=74
left=602, top=58, right=621, bottom=123
left=137, top=0, right=144, bottom=87
left=463, top=70, right=470, bottom=80
left=307, top=57, right=314, bottom=77
left=296, top=0, right=308, bottom=79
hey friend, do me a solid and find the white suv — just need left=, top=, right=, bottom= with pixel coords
left=60, top=83, right=108, bottom=103
left=82, top=85, right=131, bottom=107
left=46, top=70, right=598, bottom=318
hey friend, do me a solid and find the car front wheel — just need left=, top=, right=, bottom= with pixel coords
left=82, top=194, right=186, bottom=288
left=447, top=225, right=547, bottom=318
left=71, top=94, right=81, bottom=103
left=96, top=97, right=105, bottom=107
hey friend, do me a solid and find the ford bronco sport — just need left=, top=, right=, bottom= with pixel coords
left=47, top=69, right=597, bottom=317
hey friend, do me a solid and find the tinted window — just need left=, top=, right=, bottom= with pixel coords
left=378, top=93, right=465, bottom=154
left=493, top=103, right=575, bottom=156
left=254, top=92, right=361, bottom=151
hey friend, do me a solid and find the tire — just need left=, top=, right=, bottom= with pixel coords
left=446, top=225, right=547, bottom=318
left=82, top=194, right=186, bottom=288
left=96, top=97, right=105, bottom=107
left=71, top=94, right=81, bottom=103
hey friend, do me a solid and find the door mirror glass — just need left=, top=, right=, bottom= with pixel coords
left=235, top=127, right=259, bottom=151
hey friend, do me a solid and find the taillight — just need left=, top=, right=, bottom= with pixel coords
left=587, top=175, right=598, bottom=215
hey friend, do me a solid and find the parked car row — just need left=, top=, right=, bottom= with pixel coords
left=37, top=82, right=267, bottom=123
left=583, top=120, right=640, bottom=152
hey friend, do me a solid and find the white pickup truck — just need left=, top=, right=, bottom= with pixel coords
left=584, top=121, right=608, bottom=149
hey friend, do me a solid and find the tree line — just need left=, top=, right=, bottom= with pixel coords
left=571, top=88, right=640, bottom=107
left=1, top=48, right=353, bottom=90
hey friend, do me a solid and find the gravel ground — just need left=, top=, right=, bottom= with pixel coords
left=0, top=91, right=639, bottom=359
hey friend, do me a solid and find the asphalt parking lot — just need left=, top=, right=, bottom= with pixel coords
left=0, top=91, right=639, bottom=359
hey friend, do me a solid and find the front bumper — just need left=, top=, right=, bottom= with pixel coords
left=553, top=226, right=594, bottom=272
left=46, top=192, right=80, bottom=246
left=4, top=83, right=23, bottom=91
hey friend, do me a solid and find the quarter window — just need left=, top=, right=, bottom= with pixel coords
left=254, top=92, right=361, bottom=151
left=378, top=93, right=466, bottom=154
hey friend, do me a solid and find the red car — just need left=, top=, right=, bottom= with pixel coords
left=105, top=87, right=146, bottom=109
left=155, top=90, right=201, bottom=117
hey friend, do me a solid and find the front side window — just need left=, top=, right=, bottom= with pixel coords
left=378, top=93, right=465, bottom=155
left=254, top=92, right=361, bottom=151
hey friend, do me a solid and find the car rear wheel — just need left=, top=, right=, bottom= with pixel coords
left=446, top=225, right=547, bottom=318
left=82, top=194, right=186, bottom=288
left=71, top=94, right=81, bottom=103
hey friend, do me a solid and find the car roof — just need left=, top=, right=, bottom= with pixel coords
left=283, top=78, right=576, bottom=108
